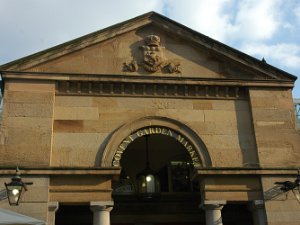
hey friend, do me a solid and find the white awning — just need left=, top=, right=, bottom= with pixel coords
left=0, top=209, right=45, bottom=225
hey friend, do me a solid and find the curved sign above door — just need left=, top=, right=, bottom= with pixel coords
left=112, top=126, right=201, bottom=167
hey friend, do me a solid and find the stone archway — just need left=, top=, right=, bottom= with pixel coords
left=102, top=117, right=212, bottom=225
left=100, top=116, right=211, bottom=168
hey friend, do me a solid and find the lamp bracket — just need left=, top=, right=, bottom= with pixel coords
left=264, top=174, right=300, bottom=201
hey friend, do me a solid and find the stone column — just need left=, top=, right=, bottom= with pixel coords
left=47, top=201, right=59, bottom=225
left=249, top=200, right=267, bottom=225
left=90, top=201, right=114, bottom=225
left=201, top=201, right=226, bottom=225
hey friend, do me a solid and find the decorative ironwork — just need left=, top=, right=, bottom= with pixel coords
left=294, top=99, right=300, bottom=125
left=264, top=170, right=300, bottom=203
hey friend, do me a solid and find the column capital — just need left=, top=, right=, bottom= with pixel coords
left=48, top=201, right=59, bottom=212
left=90, top=201, right=114, bottom=212
left=48, top=202, right=59, bottom=225
left=200, top=200, right=226, bottom=210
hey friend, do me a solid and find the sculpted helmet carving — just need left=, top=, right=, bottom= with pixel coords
left=144, top=35, right=160, bottom=47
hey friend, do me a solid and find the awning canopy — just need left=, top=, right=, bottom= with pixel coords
left=0, top=209, right=45, bottom=225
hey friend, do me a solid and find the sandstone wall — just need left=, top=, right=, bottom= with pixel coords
left=202, top=176, right=262, bottom=201
left=249, top=88, right=300, bottom=167
left=0, top=80, right=55, bottom=167
left=52, top=95, right=257, bottom=168
left=248, top=88, right=300, bottom=224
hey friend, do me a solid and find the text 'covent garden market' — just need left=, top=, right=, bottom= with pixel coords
left=0, top=12, right=300, bottom=225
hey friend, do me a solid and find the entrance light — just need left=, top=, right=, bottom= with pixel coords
left=5, top=168, right=32, bottom=206
left=136, top=135, right=160, bottom=200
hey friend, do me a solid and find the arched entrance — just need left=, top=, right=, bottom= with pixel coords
left=101, top=117, right=254, bottom=225
left=111, top=128, right=205, bottom=225
left=101, top=117, right=211, bottom=225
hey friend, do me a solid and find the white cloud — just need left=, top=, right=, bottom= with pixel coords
left=0, top=0, right=290, bottom=60
left=233, top=0, right=283, bottom=41
left=0, top=0, right=164, bottom=64
left=294, top=4, right=300, bottom=21
left=241, top=43, right=300, bottom=69
left=164, top=0, right=237, bottom=42
left=163, top=0, right=286, bottom=43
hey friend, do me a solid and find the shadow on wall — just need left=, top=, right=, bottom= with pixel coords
left=235, top=100, right=259, bottom=167
left=94, top=126, right=120, bottom=167
left=295, top=99, right=300, bottom=131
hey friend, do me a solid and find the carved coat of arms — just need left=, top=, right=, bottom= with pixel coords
left=123, top=35, right=181, bottom=74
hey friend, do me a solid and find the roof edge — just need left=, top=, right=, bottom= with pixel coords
left=0, top=11, right=156, bottom=71
left=0, top=11, right=297, bottom=82
left=0, top=70, right=295, bottom=88
left=148, top=13, right=298, bottom=81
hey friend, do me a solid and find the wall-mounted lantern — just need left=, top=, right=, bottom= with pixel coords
left=5, top=168, right=32, bottom=206
left=136, top=135, right=160, bottom=200
left=264, top=169, right=300, bottom=202
left=275, top=170, right=300, bottom=202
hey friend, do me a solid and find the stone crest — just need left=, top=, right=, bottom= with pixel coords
left=142, top=35, right=163, bottom=72
left=123, top=35, right=181, bottom=73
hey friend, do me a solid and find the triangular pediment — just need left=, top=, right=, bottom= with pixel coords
left=0, top=12, right=296, bottom=82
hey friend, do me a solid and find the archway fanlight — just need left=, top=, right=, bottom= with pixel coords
left=136, top=135, right=160, bottom=200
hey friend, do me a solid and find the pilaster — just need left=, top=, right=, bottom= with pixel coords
left=200, top=200, right=226, bottom=225
left=249, top=200, right=267, bottom=225
left=47, top=201, right=59, bottom=225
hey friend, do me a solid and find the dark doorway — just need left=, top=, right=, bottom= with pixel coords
left=55, top=205, right=93, bottom=225
left=222, top=204, right=253, bottom=225
left=112, top=133, right=204, bottom=224
left=117, top=133, right=198, bottom=194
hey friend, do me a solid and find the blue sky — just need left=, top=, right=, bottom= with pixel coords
left=0, top=0, right=300, bottom=98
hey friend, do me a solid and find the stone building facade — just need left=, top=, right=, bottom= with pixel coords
left=0, top=12, right=299, bottom=225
